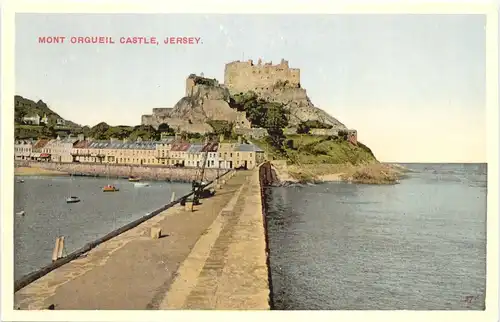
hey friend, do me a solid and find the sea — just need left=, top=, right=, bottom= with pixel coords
left=264, top=163, right=487, bottom=310
left=13, top=175, right=191, bottom=281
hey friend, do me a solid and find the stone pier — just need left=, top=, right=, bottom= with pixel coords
left=14, top=168, right=270, bottom=310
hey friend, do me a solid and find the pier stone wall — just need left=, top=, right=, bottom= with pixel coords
left=20, top=161, right=221, bottom=182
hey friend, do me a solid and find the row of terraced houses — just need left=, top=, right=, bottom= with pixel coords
left=14, top=134, right=266, bottom=170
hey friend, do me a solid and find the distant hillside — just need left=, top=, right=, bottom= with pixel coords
left=14, top=95, right=80, bottom=128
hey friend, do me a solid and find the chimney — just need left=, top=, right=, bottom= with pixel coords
left=123, top=138, right=128, bottom=143
left=237, top=136, right=242, bottom=144
left=110, top=138, right=117, bottom=143
left=219, top=134, right=224, bottom=143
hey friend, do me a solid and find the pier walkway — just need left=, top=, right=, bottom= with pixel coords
left=14, top=169, right=270, bottom=310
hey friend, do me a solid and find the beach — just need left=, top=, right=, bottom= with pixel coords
left=15, top=166, right=69, bottom=176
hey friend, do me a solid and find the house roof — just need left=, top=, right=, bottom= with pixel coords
left=234, top=143, right=264, bottom=152
left=88, top=140, right=160, bottom=150
left=187, top=144, right=204, bottom=153
left=44, top=139, right=58, bottom=147
left=32, top=139, right=50, bottom=149
left=59, top=137, right=78, bottom=144
left=73, top=140, right=91, bottom=148
left=171, top=142, right=191, bottom=152
left=201, top=142, right=219, bottom=152
left=159, top=137, right=175, bottom=144
left=15, top=139, right=34, bottom=145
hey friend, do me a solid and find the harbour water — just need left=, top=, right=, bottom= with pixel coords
left=14, top=175, right=191, bottom=280
left=264, top=163, right=487, bottom=310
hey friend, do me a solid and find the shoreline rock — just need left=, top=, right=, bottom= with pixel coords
left=269, top=161, right=407, bottom=186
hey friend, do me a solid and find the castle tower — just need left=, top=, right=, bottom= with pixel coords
left=223, top=58, right=301, bottom=94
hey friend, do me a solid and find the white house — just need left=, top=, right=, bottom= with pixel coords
left=185, top=144, right=204, bottom=167
left=14, top=140, right=33, bottom=160
left=22, top=114, right=40, bottom=125
left=49, top=135, right=79, bottom=163
left=202, top=142, right=220, bottom=168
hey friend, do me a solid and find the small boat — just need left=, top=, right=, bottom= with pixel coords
left=66, top=196, right=80, bottom=203
left=16, top=179, right=25, bottom=183
left=103, top=185, right=119, bottom=192
left=16, top=210, right=25, bottom=216
left=134, top=182, right=150, bottom=188
left=128, top=176, right=141, bottom=182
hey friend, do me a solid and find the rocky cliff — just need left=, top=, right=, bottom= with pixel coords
left=142, top=77, right=250, bottom=133
left=142, top=60, right=350, bottom=133
left=253, top=86, right=346, bottom=128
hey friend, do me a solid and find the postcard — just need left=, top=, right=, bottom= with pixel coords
left=1, top=2, right=498, bottom=322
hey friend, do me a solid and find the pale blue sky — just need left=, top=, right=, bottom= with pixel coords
left=15, top=14, right=486, bottom=162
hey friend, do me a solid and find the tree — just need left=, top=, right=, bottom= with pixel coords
left=89, top=122, right=110, bottom=139
left=206, top=120, right=233, bottom=137
left=338, top=130, right=348, bottom=141
left=82, top=126, right=91, bottom=137
left=245, top=100, right=267, bottom=127
left=129, top=125, right=158, bottom=141
left=263, top=103, right=289, bottom=151
left=158, top=123, right=174, bottom=134
left=297, top=122, right=311, bottom=134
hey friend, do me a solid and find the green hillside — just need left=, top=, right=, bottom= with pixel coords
left=253, top=134, right=377, bottom=165
left=14, top=95, right=79, bottom=127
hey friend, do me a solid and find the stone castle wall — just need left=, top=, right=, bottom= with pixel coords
left=152, top=108, right=173, bottom=116
left=224, top=58, right=300, bottom=95
left=234, top=127, right=269, bottom=139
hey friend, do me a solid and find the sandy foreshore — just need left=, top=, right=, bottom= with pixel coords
left=15, top=167, right=69, bottom=176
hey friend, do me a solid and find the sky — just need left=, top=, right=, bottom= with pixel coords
left=15, top=14, right=486, bottom=163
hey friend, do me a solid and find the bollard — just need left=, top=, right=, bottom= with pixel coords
left=185, top=200, right=194, bottom=212
left=150, top=227, right=162, bottom=239
left=52, top=237, right=60, bottom=262
left=57, top=236, right=65, bottom=259
left=170, top=191, right=176, bottom=202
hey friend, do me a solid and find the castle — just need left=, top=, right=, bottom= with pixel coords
left=224, top=58, right=301, bottom=94
left=142, top=58, right=349, bottom=134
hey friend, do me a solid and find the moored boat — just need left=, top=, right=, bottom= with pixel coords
left=66, top=196, right=81, bottom=203
left=128, top=176, right=141, bottom=182
left=134, top=182, right=150, bottom=188
left=103, top=185, right=119, bottom=192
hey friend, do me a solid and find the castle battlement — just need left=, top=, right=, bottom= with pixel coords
left=224, top=58, right=301, bottom=94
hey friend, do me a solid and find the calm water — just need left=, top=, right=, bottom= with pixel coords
left=14, top=176, right=191, bottom=280
left=265, top=163, right=487, bottom=310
